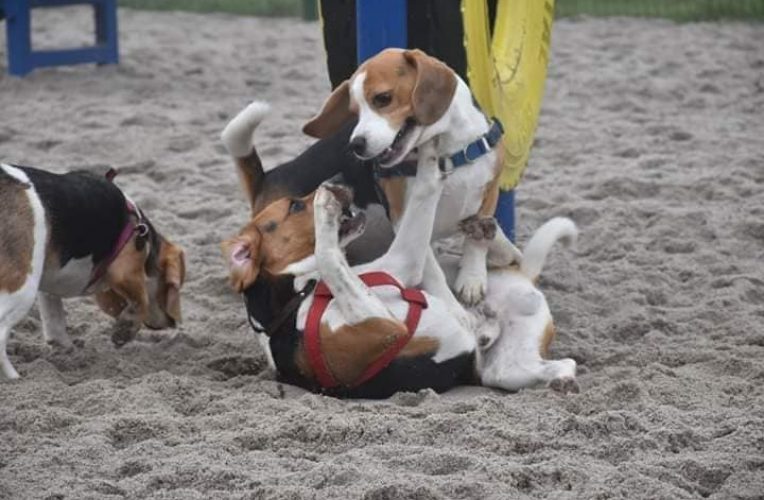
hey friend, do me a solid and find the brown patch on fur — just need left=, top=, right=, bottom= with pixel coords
left=95, top=288, right=128, bottom=318
left=477, top=147, right=504, bottom=218
left=294, top=320, right=438, bottom=386
left=398, top=336, right=439, bottom=358
left=103, top=235, right=150, bottom=323
left=303, top=80, right=352, bottom=139
left=235, top=152, right=265, bottom=215
left=222, top=193, right=316, bottom=292
left=158, top=240, right=186, bottom=324
left=318, top=317, right=409, bottom=386
left=540, top=320, right=556, bottom=358
left=378, top=177, right=407, bottom=224
left=401, top=49, right=458, bottom=125
left=0, top=174, right=35, bottom=293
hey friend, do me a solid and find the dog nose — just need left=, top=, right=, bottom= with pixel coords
left=349, top=136, right=367, bottom=157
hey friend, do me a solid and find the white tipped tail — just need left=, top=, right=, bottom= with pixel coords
left=520, top=217, right=578, bottom=281
left=221, top=101, right=271, bottom=158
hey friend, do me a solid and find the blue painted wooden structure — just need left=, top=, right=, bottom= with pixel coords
left=354, top=0, right=516, bottom=241
left=3, top=0, right=119, bottom=76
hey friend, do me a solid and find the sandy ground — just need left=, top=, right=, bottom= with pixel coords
left=1, top=7, right=763, bottom=499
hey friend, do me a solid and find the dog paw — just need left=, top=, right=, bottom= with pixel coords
left=455, top=272, right=487, bottom=306
left=110, top=319, right=140, bottom=348
left=548, top=377, right=580, bottom=394
left=315, top=186, right=343, bottom=220
left=46, top=338, right=74, bottom=353
left=459, top=216, right=497, bottom=241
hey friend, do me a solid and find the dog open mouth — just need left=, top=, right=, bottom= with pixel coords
left=323, top=184, right=367, bottom=242
left=339, top=205, right=366, bottom=241
left=375, top=118, right=419, bottom=167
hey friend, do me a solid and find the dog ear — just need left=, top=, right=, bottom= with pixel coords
left=404, top=50, right=457, bottom=125
left=160, top=243, right=185, bottom=324
left=221, top=230, right=262, bottom=293
left=303, top=80, right=352, bottom=139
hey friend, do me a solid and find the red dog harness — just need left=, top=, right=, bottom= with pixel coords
left=304, top=272, right=428, bottom=389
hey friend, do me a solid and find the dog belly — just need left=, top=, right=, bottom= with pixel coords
left=430, top=170, right=489, bottom=240
left=39, top=256, right=95, bottom=297
left=307, top=286, right=476, bottom=363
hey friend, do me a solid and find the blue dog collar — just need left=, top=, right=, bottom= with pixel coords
left=374, top=119, right=504, bottom=179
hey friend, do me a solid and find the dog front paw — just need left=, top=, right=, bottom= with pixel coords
left=315, top=185, right=343, bottom=223
left=459, top=216, right=497, bottom=241
left=455, top=270, right=487, bottom=306
left=548, top=376, right=580, bottom=394
left=110, top=318, right=140, bottom=348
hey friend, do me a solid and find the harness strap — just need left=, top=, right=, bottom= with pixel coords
left=304, top=271, right=428, bottom=389
left=83, top=169, right=150, bottom=292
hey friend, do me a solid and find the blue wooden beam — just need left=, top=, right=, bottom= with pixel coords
left=356, top=0, right=407, bottom=62
left=4, top=0, right=119, bottom=76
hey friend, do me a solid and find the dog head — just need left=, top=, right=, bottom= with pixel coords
left=222, top=184, right=365, bottom=292
left=303, top=49, right=457, bottom=168
left=95, top=222, right=186, bottom=330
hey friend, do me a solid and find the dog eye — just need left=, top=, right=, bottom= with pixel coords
left=372, top=92, right=392, bottom=108
left=289, top=199, right=305, bottom=214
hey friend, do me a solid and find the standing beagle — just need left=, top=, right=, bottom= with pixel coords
left=0, top=163, right=185, bottom=379
left=303, top=49, right=522, bottom=314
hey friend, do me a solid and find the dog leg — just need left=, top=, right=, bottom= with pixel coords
left=0, top=325, right=19, bottom=380
left=487, top=227, right=523, bottom=268
left=363, top=141, right=443, bottom=288
left=38, top=293, right=72, bottom=349
left=422, top=250, right=473, bottom=329
left=314, top=186, right=392, bottom=323
left=544, top=359, right=579, bottom=394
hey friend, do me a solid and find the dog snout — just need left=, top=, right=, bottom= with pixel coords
left=349, top=136, right=367, bottom=157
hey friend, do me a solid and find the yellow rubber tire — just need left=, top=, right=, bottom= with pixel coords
left=462, top=0, right=555, bottom=190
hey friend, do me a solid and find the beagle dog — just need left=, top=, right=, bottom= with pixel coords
left=222, top=143, right=476, bottom=398
left=220, top=101, right=393, bottom=265
left=302, top=49, right=522, bottom=313
left=222, top=143, right=579, bottom=397
left=0, top=163, right=185, bottom=380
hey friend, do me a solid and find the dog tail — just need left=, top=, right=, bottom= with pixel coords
left=520, top=217, right=578, bottom=281
left=221, top=101, right=270, bottom=158
left=221, top=101, right=270, bottom=211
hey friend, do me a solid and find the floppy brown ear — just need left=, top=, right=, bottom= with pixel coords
left=303, top=80, right=353, bottom=139
left=160, top=244, right=185, bottom=324
left=403, top=49, right=457, bottom=125
left=221, top=230, right=262, bottom=293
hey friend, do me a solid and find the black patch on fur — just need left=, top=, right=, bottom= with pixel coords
left=259, top=120, right=380, bottom=208
left=17, top=165, right=128, bottom=267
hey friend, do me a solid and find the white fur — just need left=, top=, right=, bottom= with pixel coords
left=475, top=217, right=579, bottom=392
left=0, top=164, right=48, bottom=379
left=221, top=101, right=271, bottom=158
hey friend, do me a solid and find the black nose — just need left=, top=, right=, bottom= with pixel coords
left=349, top=136, right=366, bottom=157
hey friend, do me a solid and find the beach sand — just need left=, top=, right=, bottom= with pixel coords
left=1, top=7, right=763, bottom=499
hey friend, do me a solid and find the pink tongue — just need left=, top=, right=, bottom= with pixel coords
left=232, top=244, right=251, bottom=265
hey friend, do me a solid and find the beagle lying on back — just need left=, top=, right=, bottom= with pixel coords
left=0, top=163, right=185, bottom=379
left=222, top=143, right=579, bottom=397
left=223, top=143, right=475, bottom=398
left=303, top=48, right=522, bottom=312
